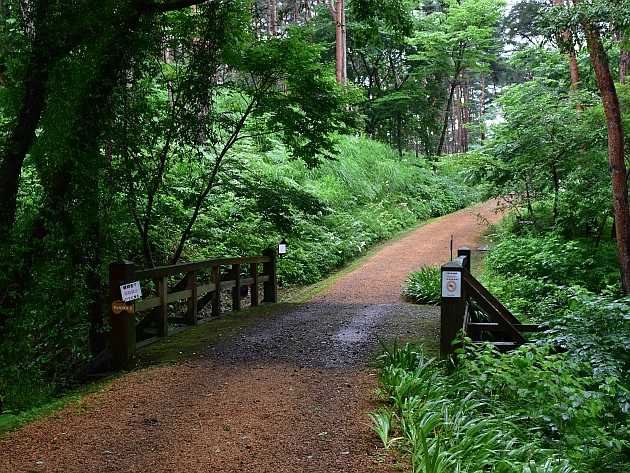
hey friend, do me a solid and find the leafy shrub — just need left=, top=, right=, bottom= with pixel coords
left=0, top=134, right=479, bottom=415
left=403, top=266, right=441, bottom=305
left=375, top=343, right=630, bottom=473
left=485, top=233, right=619, bottom=293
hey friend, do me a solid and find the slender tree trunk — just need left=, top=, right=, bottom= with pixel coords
left=437, top=78, right=458, bottom=156
left=330, top=0, right=346, bottom=84
left=479, top=73, right=486, bottom=142
left=620, top=48, right=629, bottom=84
left=551, top=161, right=560, bottom=224
left=582, top=19, right=630, bottom=293
left=0, top=54, right=49, bottom=241
left=269, top=0, right=277, bottom=35
left=554, top=0, right=580, bottom=90
left=569, top=50, right=580, bottom=89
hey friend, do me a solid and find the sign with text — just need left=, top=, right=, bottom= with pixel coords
left=120, top=281, right=142, bottom=302
left=111, top=300, right=135, bottom=315
left=441, top=271, right=462, bottom=298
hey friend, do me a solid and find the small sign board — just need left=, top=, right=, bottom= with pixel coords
left=120, top=281, right=142, bottom=302
left=441, top=271, right=462, bottom=298
left=111, top=300, right=135, bottom=315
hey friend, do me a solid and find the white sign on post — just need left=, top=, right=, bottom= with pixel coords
left=441, top=271, right=462, bottom=298
left=120, top=281, right=142, bottom=302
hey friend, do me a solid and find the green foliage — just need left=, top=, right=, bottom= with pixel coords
left=0, top=132, right=478, bottom=414
left=403, top=266, right=441, bottom=305
left=376, top=342, right=630, bottom=473
left=485, top=232, right=619, bottom=294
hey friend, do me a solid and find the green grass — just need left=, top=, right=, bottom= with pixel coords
left=0, top=377, right=116, bottom=437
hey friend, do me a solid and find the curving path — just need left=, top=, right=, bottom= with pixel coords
left=0, top=200, right=501, bottom=473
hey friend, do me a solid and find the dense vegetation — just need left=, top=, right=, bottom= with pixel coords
left=1, top=0, right=504, bottom=415
left=1, top=132, right=476, bottom=413
left=3, top=5, right=630, bottom=471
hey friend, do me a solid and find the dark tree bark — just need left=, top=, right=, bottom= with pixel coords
left=269, top=0, right=277, bottom=35
left=437, top=78, right=458, bottom=156
left=582, top=20, right=630, bottom=293
left=0, top=62, right=48, bottom=241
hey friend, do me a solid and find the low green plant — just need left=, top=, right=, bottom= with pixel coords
left=368, top=409, right=401, bottom=449
left=403, top=266, right=441, bottom=305
left=373, top=342, right=627, bottom=472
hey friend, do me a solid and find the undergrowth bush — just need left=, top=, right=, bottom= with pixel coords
left=375, top=343, right=630, bottom=473
left=174, top=135, right=479, bottom=286
left=403, top=266, right=441, bottom=305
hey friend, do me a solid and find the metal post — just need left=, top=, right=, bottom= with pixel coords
left=109, top=261, right=136, bottom=369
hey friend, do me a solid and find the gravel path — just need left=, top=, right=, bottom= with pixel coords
left=0, top=200, right=501, bottom=473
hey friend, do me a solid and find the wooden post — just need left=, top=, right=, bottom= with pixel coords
left=250, top=262, right=259, bottom=307
left=158, top=276, right=168, bottom=337
left=186, top=271, right=198, bottom=325
left=109, top=261, right=136, bottom=369
left=231, top=263, right=242, bottom=311
left=440, top=261, right=466, bottom=359
left=262, top=249, right=278, bottom=303
left=457, top=247, right=472, bottom=272
left=212, top=265, right=221, bottom=317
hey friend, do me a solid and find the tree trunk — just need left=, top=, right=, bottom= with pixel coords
left=437, top=78, right=458, bottom=156
left=269, top=0, right=277, bottom=35
left=569, top=50, right=580, bottom=89
left=582, top=21, right=630, bottom=293
left=479, top=73, right=486, bottom=142
left=554, top=0, right=580, bottom=89
left=620, top=48, right=629, bottom=84
left=330, top=0, right=346, bottom=84
left=0, top=54, right=49, bottom=242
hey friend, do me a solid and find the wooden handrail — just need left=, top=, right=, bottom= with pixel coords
left=135, top=255, right=272, bottom=280
left=108, top=250, right=278, bottom=369
left=440, top=247, right=538, bottom=358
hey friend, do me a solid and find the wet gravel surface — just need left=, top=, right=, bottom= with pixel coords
left=213, top=302, right=438, bottom=368
left=0, top=200, right=501, bottom=473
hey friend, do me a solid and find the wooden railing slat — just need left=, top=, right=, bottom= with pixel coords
left=135, top=256, right=272, bottom=280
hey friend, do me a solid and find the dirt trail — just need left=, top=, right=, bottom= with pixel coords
left=0, top=200, right=501, bottom=473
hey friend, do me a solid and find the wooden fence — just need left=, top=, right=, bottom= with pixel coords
left=108, top=250, right=277, bottom=368
left=440, top=247, right=543, bottom=358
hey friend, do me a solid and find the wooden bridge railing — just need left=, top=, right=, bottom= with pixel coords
left=440, top=247, right=542, bottom=358
left=108, top=250, right=277, bottom=368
